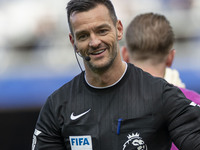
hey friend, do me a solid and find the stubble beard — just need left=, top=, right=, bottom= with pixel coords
left=87, top=43, right=118, bottom=74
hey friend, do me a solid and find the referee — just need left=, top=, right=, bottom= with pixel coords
left=32, top=0, right=200, bottom=150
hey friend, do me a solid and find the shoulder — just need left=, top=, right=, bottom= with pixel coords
left=56, top=72, right=83, bottom=92
left=46, top=72, right=84, bottom=106
left=127, top=63, right=167, bottom=86
left=127, top=63, right=172, bottom=102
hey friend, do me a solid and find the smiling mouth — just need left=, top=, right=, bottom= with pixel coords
left=90, top=49, right=106, bottom=55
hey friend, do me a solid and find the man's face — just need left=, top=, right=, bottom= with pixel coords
left=69, top=4, right=123, bottom=72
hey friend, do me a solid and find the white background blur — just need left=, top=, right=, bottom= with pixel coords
left=0, top=0, right=200, bottom=78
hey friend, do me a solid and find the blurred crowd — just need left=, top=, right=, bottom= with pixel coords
left=0, top=0, right=200, bottom=79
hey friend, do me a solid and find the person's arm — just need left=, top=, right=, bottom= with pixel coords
left=162, top=84, right=200, bottom=149
left=32, top=96, right=66, bottom=150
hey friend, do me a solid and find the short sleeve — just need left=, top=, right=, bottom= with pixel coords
left=162, top=84, right=200, bottom=149
left=32, top=96, right=66, bottom=150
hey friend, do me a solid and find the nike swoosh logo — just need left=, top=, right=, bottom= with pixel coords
left=70, top=109, right=91, bottom=120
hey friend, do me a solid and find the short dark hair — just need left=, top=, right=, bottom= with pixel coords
left=126, top=13, right=174, bottom=61
left=66, top=0, right=118, bottom=35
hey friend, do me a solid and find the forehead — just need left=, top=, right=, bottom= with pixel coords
left=70, top=5, right=113, bottom=32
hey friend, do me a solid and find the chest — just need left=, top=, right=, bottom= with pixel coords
left=60, top=88, right=168, bottom=150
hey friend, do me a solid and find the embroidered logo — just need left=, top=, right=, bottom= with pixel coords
left=69, top=135, right=93, bottom=150
left=123, top=133, right=147, bottom=150
left=70, top=109, right=91, bottom=120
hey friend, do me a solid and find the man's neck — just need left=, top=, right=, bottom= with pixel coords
left=131, top=60, right=166, bottom=78
left=85, top=57, right=126, bottom=87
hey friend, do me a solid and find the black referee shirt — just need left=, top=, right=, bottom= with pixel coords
left=32, top=63, right=200, bottom=150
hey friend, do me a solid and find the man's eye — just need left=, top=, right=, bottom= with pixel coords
left=78, top=34, right=88, bottom=41
left=98, top=29, right=108, bottom=35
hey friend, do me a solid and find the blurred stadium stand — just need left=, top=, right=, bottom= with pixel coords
left=0, top=0, right=200, bottom=149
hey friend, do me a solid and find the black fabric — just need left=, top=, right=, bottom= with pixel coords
left=33, top=63, right=200, bottom=150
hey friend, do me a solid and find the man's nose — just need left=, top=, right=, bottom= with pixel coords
left=89, top=34, right=101, bottom=48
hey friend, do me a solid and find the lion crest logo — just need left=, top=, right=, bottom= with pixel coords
left=123, top=133, right=147, bottom=150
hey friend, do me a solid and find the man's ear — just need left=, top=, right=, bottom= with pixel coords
left=69, top=33, right=78, bottom=52
left=121, top=46, right=129, bottom=63
left=117, top=20, right=123, bottom=41
left=69, top=33, right=74, bottom=43
left=166, top=49, right=175, bottom=67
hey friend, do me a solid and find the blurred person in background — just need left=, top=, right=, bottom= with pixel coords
left=122, top=12, right=200, bottom=150
left=32, top=0, right=200, bottom=149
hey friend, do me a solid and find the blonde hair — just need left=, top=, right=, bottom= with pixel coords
left=126, top=13, right=174, bottom=62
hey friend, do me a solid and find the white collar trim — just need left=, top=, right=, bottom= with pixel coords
left=85, top=61, right=128, bottom=89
